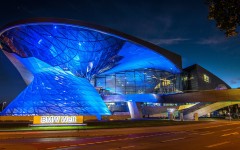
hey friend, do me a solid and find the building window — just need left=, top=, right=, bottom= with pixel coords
left=203, top=74, right=209, bottom=83
left=183, top=76, right=188, bottom=81
left=189, top=75, right=194, bottom=80
left=162, top=79, right=171, bottom=86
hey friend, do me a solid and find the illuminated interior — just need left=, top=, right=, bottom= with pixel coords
left=93, top=69, right=180, bottom=95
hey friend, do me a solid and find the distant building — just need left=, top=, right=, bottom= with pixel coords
left=182, top=64, right=231, bottom=92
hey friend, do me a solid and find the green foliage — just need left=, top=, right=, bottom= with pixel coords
left=207, top=0, right=240, bottom=37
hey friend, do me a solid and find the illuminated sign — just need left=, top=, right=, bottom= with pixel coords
left=33, top=116, right=83, bottom=124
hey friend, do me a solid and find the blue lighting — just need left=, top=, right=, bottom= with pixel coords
left=1, top=24, right=124, bottom=80
left=1, top=57, right=110, bottom=116
left=38, top=39, right=42, bottom=44
left=102, top=42, right=180, bottom=75
left=0, top=22, right=181, bottom=116
left=103, top=94, right=159, bottom=103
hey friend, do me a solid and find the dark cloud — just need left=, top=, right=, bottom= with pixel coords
left=196, top=37, right=227, bottom=45
left=150, top=38, right=190, bottom=45
left=230, top=78, right=240, bottom=85
left=230, top=80, right=238, bottom=84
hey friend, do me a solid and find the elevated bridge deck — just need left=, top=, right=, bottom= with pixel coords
left=162, top=89, right=240, bottom=103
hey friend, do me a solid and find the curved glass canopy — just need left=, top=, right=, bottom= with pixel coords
left=1, top=23, right=181, bottom=76
left=0, top=21, right=181, bottom=116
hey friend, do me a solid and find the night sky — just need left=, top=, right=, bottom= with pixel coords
left=0, top=0, right=240, bottom=90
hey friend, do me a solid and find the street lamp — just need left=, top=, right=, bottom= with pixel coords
left=228, top=105, right=231, bottom=122
left=1, top=101, right=6, bottom=112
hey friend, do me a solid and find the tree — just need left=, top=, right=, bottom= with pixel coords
left=207, top=0, right=240, bottom=37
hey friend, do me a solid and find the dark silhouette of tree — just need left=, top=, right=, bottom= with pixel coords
left=207, top=0, right=240, bottom=37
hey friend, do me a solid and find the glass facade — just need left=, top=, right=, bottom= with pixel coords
left=0, top=21, right=181, bottom=116
left=0, top=24, right=124, bottom=80
left=105, top=102, right=129, bottom=114
left=93, top=68, right=181, bottom=95
left=0, top=57, right=110, bottom=116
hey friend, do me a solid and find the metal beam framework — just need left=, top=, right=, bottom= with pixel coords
left=0, top=21, right=180, bottom=116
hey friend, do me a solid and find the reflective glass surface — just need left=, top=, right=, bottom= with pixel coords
left=1, top=56, right=110, bottom=116
left=0, top=22, right=181, bottom=116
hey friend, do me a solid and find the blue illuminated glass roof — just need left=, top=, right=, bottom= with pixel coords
left=0, top=22, right=181, bottom=77
left=102, top=42, right=180, bottom=75
left=1, top=24, right=124, bottom=80
left=0, top=19, right=181, bottom=116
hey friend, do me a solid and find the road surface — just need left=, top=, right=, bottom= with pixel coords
left=1, top=121, right=240, bottom=150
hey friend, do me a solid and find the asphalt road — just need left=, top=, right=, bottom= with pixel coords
left=1, top=121, right=240, bottom=150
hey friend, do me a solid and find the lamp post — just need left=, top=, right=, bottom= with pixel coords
left=1, top=102, right=6, bottom=112
left=228, top=105, right=231, bottom=122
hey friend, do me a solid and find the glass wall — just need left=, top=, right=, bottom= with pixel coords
left=92, top=68, right=181, bottom=95
left=105, top=102, right=129, bottom=114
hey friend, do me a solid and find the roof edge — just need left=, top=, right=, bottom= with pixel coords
left=0, top=17, right=182, bottom=70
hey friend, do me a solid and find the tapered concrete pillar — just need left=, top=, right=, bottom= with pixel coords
left=168, top=112, right=174, bottom=120
left=194, top=113, right=198, bottom=121
left=127, top=101, right=142, bottom=119
left=180, top=112, right=184, bottom=121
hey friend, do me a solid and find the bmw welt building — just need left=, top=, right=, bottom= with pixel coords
left=0, top=18, right=237, bottom=122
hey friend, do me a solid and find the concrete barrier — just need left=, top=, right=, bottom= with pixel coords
left=83, top=116, right=98, bottom=121
left=0, top=116, right=33, bottom=122
left=101, top=115, right=130, bottom=120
